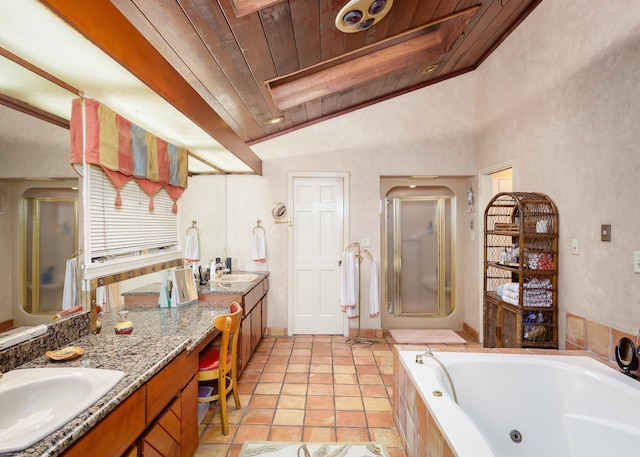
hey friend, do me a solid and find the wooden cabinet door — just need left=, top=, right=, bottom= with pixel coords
left=240, top=315, right=252, bottom=372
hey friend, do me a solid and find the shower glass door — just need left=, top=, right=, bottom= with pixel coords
left=385, top=196, right=454, bottom=317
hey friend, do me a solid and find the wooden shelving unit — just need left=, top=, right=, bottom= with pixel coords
left=483, top=192, right=558, bottom=348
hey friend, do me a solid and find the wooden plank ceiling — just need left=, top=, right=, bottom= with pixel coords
left=44, top=0, right=542, bottom=159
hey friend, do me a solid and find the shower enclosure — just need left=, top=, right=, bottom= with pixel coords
left=385, top=195, right=454, bottom=317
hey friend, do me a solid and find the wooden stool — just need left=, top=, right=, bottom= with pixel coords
left=197, top=302, right=242, bottom=434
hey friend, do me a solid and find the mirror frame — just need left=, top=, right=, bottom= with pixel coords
left=272, top=202, right=287, bottom=219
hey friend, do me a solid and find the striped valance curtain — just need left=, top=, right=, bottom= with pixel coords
left=70, top=98, right=188, bottom=212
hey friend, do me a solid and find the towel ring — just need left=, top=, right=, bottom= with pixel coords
left=253, top=220, right=265, bottom=235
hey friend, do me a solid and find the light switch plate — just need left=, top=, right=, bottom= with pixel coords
left=571, top=239, right=579, bottom=255
left=601, top=224, right=611, bottom=242
left=634, top=251, right=640, bottom=273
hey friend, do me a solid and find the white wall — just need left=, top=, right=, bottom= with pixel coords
left=221, top=74, right=477, bottom=332
left=475, top=0, right=640, bottom=344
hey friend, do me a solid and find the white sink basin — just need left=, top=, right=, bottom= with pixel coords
left=211, top=273, right=259, bottom=284
left=0, top=367, right=124, bottom=453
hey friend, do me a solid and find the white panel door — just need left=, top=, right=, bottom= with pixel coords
left=292, top=176, right=345, bottom=334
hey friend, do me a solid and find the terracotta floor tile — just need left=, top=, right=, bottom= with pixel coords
left=260, top=371, right=285, bottom=383
left=273, top=408, right=305, bottom=425
left=307, top=383, right=334, bottom=396
left=233, top=424, right=271, bottom=442
left=270, top=425, right=303, bottom=442
left=337, top=427, right=371, bottom=441
left=335, top=396, right=364, bottom=411
left=263, top=363, right=288, bottom=373
left=308, top=373, right=333, bottom=384
left=303, top=427, right=336, bottom=442
left=277, top=394, right=307, bottom=409
left=194, top=334, right=414, bottom=457
left=358, top=373, right=384, bottom=385
left=333, top=365, right=356, bottom=374
left=334, top=373, right=358, bottom=384
left=280, top=383, right=308, bottom=395
left=366, top=411, right=394, bottom=428
left=253, top=382, right=282, bottom=395
left=363, top=396, right=392, bottom=412
left=304, top=410, right=336, bottom=427
left=356, top=365, right=380, bottom=374
left=305, top=395, right=335, bottom=410
left=334, top=384, right=361, bottom=396
left=248, top=394, right=279, bottom=409
left=335, top=410, right=367, bottom=427
left=361, top=385, right=388, bottom=397
left=286, top=363, right=310, bottom=373
left=241, top=408, right=275, bottom=425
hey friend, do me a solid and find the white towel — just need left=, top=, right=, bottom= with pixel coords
left=340, top=252, right=359, bottom=318
left=184, top=233, right=200, bottom=261
left=61, top=257, right=80, bottom=310
left=369, top=258, right=380, bottom=317
left=253, top=233, right=266, bottom=262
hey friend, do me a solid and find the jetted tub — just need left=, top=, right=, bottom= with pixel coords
left=398, top=351, right=640, bottom=456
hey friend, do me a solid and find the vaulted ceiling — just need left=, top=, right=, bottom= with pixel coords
left=2, top=0, right=542, bottom=174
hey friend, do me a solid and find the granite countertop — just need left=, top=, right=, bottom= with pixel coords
left=4, top=303, right=231, bottom=457
left=122, top=271, right=268, bottom=297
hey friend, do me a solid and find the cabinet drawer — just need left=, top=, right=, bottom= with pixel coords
left=61, top=388, right=145, bottom=457
left=146, top=351, right=187, bottom=423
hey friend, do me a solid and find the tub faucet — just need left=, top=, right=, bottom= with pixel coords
left=416, top=348, right=459, bottom=404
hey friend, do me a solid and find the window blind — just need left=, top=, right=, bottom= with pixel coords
left=88, top=165, right=178, bottom=261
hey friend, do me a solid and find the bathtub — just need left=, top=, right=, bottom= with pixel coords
left=398, top=351, right=640, bottom=456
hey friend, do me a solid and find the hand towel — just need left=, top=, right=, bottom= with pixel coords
left=61, top=257, right=80, bottom=310
left=340, top=251, right=359, bottom=318
left=253, top=233, right=266, bottom=262
left=184, top=232, right=200, bottom=261
left=369, top=258, right=380, bottom=317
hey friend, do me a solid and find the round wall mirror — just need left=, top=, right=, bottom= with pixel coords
left=272, top=202, right=287, bottom=219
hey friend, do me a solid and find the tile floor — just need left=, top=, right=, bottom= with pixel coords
left=194, top=334, right=406, bottom=457
left=194, top=332, right=481, bottom=457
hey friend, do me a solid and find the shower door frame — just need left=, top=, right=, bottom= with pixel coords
left=385, top=195, right=455, bottom=318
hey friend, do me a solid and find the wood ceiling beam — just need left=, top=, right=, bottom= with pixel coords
left=39, top=0, right=262, bottom=175
left=266, top=7, right=478, bottom=112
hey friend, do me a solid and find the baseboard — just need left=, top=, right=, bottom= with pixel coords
left=462, top=322, right=480, bottom=342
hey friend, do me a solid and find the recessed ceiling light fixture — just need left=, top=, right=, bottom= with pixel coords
left=335, top=0, right=394, bottom=33
left=268, top=116, right=284, bottom=124
left=422, top=64, right=439, bottom=74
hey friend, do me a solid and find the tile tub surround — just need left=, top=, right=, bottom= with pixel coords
left=566, top=312, right=640, bottom=376
left=3, top=303, right=230, bottom=457
left=0, top=311, right=90, bottom=373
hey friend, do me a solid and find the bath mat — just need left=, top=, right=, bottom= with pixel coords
left=239, top=441, right=389, bottom=457
left=389, top=329, right=466, bottom=344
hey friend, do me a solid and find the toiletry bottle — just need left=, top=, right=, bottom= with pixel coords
left=226, top=257, right=232, bottom=274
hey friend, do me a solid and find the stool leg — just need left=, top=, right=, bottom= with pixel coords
left=218, top=372, right=228, bottom=435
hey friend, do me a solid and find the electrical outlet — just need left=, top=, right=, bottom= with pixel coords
left=571, top=239, right=579, bottom=255
left=634, top=251, right=640, bottom=273
left=360, top=237, right=371, bottom=248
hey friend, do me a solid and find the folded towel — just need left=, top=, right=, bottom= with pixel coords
left=340, top=252, right=359, bottom=318
left=369, top=258, right=380, bottom=317
left=62, top=257, right=80, bottom=310
left=504, top=282, right=520, bottom=293
left=253, top=233, right=266, bottom=262
left=184, top=233, right=200, bottom=261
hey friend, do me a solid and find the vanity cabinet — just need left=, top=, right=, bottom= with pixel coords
left=483, top=192, right=558, bottom=349
left=200, top=276, right=269, bottom=373
left=61, top=351, right=198, bottom=457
